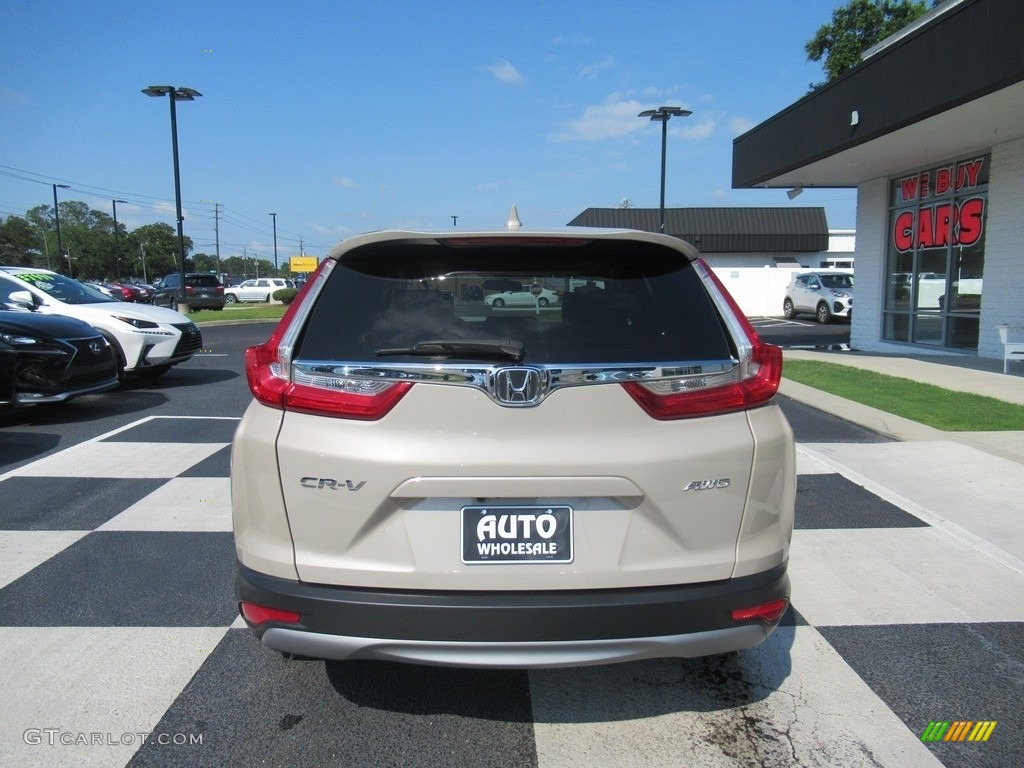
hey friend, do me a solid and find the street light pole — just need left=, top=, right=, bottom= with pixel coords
left=142, top=85, right=202, bottom=313
left=269, top=213, right=278, bottom=274
left=112, top=199, right=127, bottom=281
left=638, top=106, right=692, bottom=234
left=52, top=183, right=70, bottom=273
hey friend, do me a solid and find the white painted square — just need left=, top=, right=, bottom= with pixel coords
left=0, top=531, right=89, bottom=590
left=0, top=626, right=228, bottom=768
left=790, top=527, right=1024, bottom=625
left=530, top=625, right=942, bottom=768
left=98, top=478, right=231, bottom=532
left=796, top=446, right=837, bottom=475
left=13, top=442, right=227, bottom=479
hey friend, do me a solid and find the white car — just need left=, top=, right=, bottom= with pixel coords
left=783, top=270, right=854, bottom=324
left=483, top=285, right=560, bottom=308
left=232, top=225, right=794, bottom=668
left=224, top=278, right=292, bottom=304
left=0, top=267, right=202, bottom=379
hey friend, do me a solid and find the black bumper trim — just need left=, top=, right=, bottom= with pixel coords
left=236, top=562, right=789, bottom=643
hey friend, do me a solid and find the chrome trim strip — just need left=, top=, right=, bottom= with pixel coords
left=292, top=358, right=739, bottom=407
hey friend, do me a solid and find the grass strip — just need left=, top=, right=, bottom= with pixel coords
left=188, top=305, right=288, bottom=322
left=782, top=359, right=1024, bottom=431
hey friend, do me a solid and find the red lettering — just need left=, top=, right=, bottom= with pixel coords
left=957, top=158, right=983, bottom=190
left=920, top=172, right=930, bottom=198
left=891, top=198, right=985, bottom=252
left=935, top=168, right=951, bottom=195
left=916, top=207, right=934, bottom=248
left=933, top=203, right=952, bottom=248
left=894, top=211, right=915, bottom=252
left=956, top=198, right=984, bottom=246
left=899, top=176, right=919, bottom=203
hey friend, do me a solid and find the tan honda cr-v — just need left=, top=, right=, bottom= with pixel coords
left=232, top=222, right=795, bottom=668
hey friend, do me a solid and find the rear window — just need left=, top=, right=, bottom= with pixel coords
left=296, top=240, right=732, bottom=365
left=186, top=275, right=222, bottom=288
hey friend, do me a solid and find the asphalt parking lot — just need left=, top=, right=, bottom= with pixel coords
left=1, top=319, right=1020, bottom=768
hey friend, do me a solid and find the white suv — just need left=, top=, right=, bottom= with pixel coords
left=0, top=267, right=202, bottom=379
left=783, top=269, right=854, bottom=324
left=224, top=278, right=291, bottom=304
left=232, top=226, right=795, bottom=668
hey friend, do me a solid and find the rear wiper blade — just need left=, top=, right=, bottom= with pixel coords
left=376, top=339, right=525, bottom=363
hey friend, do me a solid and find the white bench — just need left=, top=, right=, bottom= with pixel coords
left=998, top=325, right=1024, bottom=374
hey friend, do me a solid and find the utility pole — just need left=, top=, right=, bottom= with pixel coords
left=269, top=212, right=278, bottom=274
left=214, top=202, right=221, bottom=274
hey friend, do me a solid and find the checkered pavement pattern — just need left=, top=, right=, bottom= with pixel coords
left=0, top=415, right=1021, bottom=767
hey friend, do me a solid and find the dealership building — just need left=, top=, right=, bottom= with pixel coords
left=732, top=0, right=1023, bottom=361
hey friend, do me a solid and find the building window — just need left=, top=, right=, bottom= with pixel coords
left=883, top=154, right=988, bottom=350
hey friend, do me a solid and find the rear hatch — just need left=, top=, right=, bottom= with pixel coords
left=262, top=233, right=785, bottom=591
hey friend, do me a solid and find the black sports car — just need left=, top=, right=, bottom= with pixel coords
left=0, top=311, right=119, bottom=406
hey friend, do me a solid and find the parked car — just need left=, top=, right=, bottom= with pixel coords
left=0, top=339, right=16, bottom=411
left=0, top=309, right=119, bottom=405
left=783, top=269, right=854, bottom=324
left=153, top=272, right=225, bottom=311
left=224, top=278, right=290, bottom=304
left=0, top=267, right=202, bottom=380
left=483, top=285, right=560, bottom=308
left=232, top=226, right=794, bottom=668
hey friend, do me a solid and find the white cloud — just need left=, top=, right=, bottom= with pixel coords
left=676, top=116, right=715, bottom=140
left=553, top=33, right=592, bottom=46
left=575, top=56, right=616, bottom=80
left=549, top=98, right=647, bottom=142
left=483, top=60, right=526, bottom=86
left=729, top=116, right=756, bottom=136
left=334, top=176, right=358, bottom=189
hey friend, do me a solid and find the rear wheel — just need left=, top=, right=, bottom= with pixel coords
left=816, top=302, right=832, bottom=324
left=538, top=297, right=549, bottom=307
left=782, top=298, right=796, bottom=319
left=492, top=298, right=505, bottom=308
left=225, top=294, right=238, bottom=304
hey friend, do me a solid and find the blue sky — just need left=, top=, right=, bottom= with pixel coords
left=1, top=0, right=857, bottom=263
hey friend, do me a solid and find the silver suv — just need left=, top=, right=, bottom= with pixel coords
left=232, top=226, right=795, bottom=668
left=783, top=269, right=854, bottom=324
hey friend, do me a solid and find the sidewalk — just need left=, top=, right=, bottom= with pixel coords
left=781, top=348, right=1024, bottom=570
left=781, top=348, right=1024, bottom=465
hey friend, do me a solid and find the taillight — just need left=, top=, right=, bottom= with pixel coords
left=185, top=285, right=195, bottom=296
left=623, top=341, right=782, bottom=420
left=623, top=260, right=783, bottom=420
left=731, top=598, right=788, bottom=624
left=215, top=286, right=224, bottom=295
left=240, top=601, right=301, bottom=625
left=245, top=260, right=413, bottom=420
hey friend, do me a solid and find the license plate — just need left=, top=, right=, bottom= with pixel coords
left=461, top=505, right=573, bottom=564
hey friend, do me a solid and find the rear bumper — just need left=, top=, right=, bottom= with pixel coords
left=236, top=561, right=790, bottom=668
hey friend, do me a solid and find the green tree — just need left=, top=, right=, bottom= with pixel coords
left=805, top=0, right=936, bottom=87
left=0, top=216, right=43, bottom=266
left=20, top=201, right=119, bottom=279
left=126, top=222, right=193, bottom=283
left=192, top=252, right=221, bottom=273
